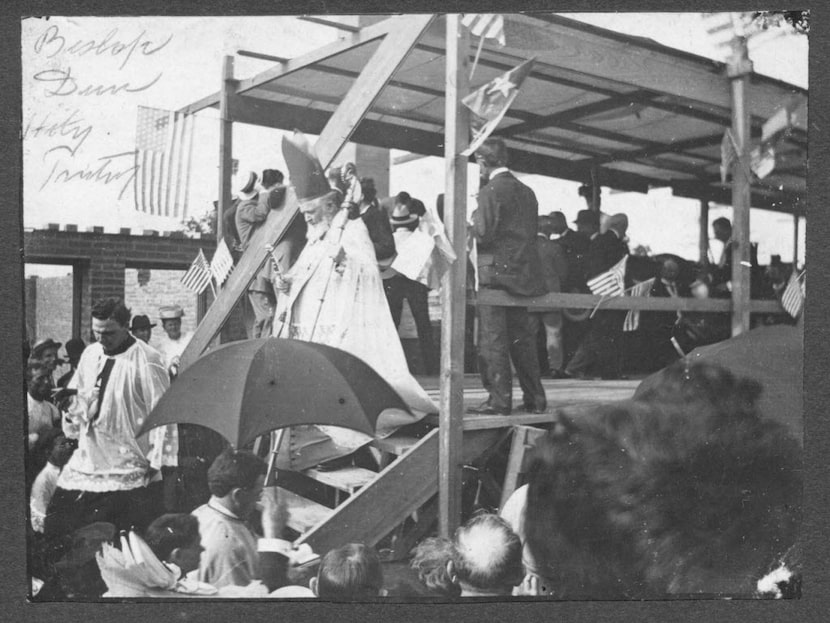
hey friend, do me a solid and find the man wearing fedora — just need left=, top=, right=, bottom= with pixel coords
left=383, top=201, right=434, bottom=374
left=156, top=304, right=192, bottom=379
left=469, top=137, right=547, bottom=416
left=129, top=315, right=156, bottom=344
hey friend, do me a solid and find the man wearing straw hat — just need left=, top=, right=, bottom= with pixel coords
left=156, top=304, right=192, bottom=379
left=271, top=131, right=436, bottom=469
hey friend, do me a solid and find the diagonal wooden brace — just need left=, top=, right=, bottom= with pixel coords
left=179, top=14, right=436, bottom=371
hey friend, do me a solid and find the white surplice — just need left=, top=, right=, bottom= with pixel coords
left=275, top=208, right=436, bottom=450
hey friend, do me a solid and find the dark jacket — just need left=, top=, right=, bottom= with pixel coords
left=536, top=234, right=565, bottom=294
left=586, top=230, right=628, bottom=281
left=360, top=201, right=396, bottom=262
left=556, top=229, right=590, bottom=291
left=471, top=171, right=546, bottom=297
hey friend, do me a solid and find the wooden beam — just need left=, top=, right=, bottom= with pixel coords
left=313, top=14, right=435, bottom=166
left=295, top=427, right=503, bottom=556
left=217, top=55, right=235, bottom=248
left=221, top=94, right=797, bottom=214
left=179, top=15, right=435, bottom=370
left=496, top=90, right=658, bottom=138
left=699, top=200, right=710, bottom=265
left=234, top=16, right=406, bottom=97
left=728, top=38, right=753, bottom=336
left=438, top=13, right=469, bottom=539
left=473, top=289, right=784, bottom=314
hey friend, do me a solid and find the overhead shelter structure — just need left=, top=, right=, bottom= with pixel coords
left=177, top=13, right=807, bottom=537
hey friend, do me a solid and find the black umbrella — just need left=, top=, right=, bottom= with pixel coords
left=635, top=325, right=802, bottom=442
left=138, top=338, right=410, bottom=448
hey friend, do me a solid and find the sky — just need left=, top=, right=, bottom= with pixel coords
left=22, top=13, right=808, bottom=277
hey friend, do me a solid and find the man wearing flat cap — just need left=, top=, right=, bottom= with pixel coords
left=469, top=137, right=547, bottom=415
left=155, top=304, right=192, bottom=379
left=566, top=213, right=630, bottom=380
left=270, top=131, right=435, bottom=469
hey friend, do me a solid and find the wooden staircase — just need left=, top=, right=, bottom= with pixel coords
left=273, top=425, right=504, bottom=558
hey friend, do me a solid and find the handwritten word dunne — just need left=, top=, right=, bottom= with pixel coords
left=40, top=150, right=138, bottom=201
left=33, top=67, right=162, bottom=97
left=33, top=25, right=172, bottom=71
left=23, top=109, right=93, bottom=158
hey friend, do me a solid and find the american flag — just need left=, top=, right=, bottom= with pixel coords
left=134, top=106, right=196, bottom=219
left=587, top=255, right=628, bottom=297
left=461, top=14, right=506, bottom=46
left=461, top=57, right=535, bottom=156
left=181, top=249, right=212, bottom=294
left=780, top=270, right=805, bottom=318
left=210, top=238, right=234, bottom=286
left=623, top=277, right=654, bottom=332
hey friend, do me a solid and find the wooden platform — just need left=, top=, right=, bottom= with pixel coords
left=417, top=374, right=640, bottom=429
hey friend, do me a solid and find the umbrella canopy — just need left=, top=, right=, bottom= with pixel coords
left=138, top=338, right=411, bottom=448
left=634, top=325, right=802, bottom=442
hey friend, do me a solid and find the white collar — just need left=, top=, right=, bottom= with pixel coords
left=208, top=497, right=241, bottom=520
left=489, top=167, right=510, bottom=179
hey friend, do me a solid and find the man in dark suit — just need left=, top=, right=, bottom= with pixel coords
left=565, top=213, right=629, bottom=380
left=530, top=215, right=567, bottom=377
left=640, top=258, right=688, bottom=371
left=469, top=137, right=547, bottom=415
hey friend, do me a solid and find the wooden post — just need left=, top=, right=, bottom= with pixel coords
left=727, top=37, right=752, bottom=336
left=438, top=14, right=469, bottom=539
left=218, top=55, right=236, bottom=248
left=699, top=200, right=710, bottom=266
left=793, top=208, right=800, bottom=270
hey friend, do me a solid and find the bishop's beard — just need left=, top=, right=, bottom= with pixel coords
left=306, top=215, right=334, bottom=242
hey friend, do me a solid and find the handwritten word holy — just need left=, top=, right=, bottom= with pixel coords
left=33, top=25, right=172, bottom=70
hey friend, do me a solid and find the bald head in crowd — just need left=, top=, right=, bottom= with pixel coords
left=449, top=514, right=524, bottom=596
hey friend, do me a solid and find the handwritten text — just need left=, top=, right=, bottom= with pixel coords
left=33, top=25, right=173, bottom=71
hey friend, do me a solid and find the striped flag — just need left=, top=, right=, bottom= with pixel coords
left=461, top=57, right=536, bottom=156
left=134, top=106, right=196, bottom=219
left=181, top=249, right=212, bottom=294
left=587, top=255, right=628, bottom=297
left=780, top=270, right=804, bottom=318
left=461, top=14, right=506, bottom=46
left=210, top=238, right=234, bottom=286
left=623, top=278, right=655, bottom=332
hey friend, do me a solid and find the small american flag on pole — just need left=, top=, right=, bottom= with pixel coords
left=623, top=278, right=655, bottom=332
left=210, top=238, right=235, bottom=286
left=181, top=249, right=212, bottom=294
left=587, top=255, right=628, bottom=297
left=780, top=270, right=805, bottom=318
left=461, top=14, right=506, bottom=46
left=134, top=106, right=196, bottom=219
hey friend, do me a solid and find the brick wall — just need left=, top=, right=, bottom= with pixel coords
left=24, top=229, right=214, bottom=340
left=124, top=268, right=199, bottom=343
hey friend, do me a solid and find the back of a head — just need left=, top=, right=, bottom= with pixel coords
left=452, top=513, right=524, bottom=594
left=261, top=168, right=284, bottom=188
left=410, top=537, right=460, bottom=597
left=523, top=396, right=802, bottom=598
left=475, top=137, right=508, bottom=168
left=207, top=448, right=266, bottom=497
left=144, top=514, right=200, bottom=562
left=538, top=215, right=554, bottom=238
left=361, top=177, right=377, bottom=203
left=316, top=543, right=383, bottom=600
